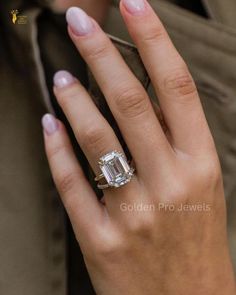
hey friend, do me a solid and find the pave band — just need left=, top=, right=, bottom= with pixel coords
left=95, top=151, right=135, bottom=189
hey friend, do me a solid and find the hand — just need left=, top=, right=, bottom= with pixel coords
left=42, top=0, right=236, bottom=294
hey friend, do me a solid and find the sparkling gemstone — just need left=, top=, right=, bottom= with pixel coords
left=100, top=151, right=134, bottom=187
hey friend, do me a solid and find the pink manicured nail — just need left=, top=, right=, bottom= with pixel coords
left=66, top=7, right=94, bottom=36
left=123, top=0, right=146, bottom=14
left=54, top=70, right=75, bottom=88
left=42, top=114, right=59, bottom=135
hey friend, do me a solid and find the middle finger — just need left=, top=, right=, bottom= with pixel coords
left=65, top=7, right=172, bottom=174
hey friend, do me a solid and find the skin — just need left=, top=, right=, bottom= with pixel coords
left=43, top=0, right=236, bottom=294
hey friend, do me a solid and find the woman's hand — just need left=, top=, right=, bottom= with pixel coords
left=42, top=0, right=236, bottom=294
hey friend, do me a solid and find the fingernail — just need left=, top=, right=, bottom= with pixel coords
left=54, top=70, right=75, bottom=88
left=42, top=114, right=59, bottom=135
left=66, top=7, right=94, bottom=36
left=122, top=0, right=146, bottom=14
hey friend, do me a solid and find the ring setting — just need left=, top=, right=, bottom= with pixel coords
left=95, top=151, right=135, bottom=189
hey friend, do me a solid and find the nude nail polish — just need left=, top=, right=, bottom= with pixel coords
left=42, top=114, right=59, bottom=135
left=53, top=70, right=75, bottom=88
left=66, top=7, right=94, bottom=36
left=123, top=0, right=146, bottom=14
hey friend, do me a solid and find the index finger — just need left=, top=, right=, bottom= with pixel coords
left=120, top=0, right=214, bottom=154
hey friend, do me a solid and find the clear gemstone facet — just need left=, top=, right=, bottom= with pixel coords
left=99, top=151, right=133, bottom=187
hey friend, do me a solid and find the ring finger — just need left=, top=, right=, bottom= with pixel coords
left=53, top=71, right=138, bottom=201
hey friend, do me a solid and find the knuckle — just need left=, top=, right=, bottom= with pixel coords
left=79, top=126, right=108, bottom=153
left=164, top=179, right=189, bottom=203
left=47, top=143, right=68, bottom=161
left=141, top=26, right=165, bottom=45
left=47, top=144, right=62, bottom=160
left=56, top=86, right=79, bottom=108
left=84, top=43, right=110, bottom=61
left=115, top=87, right=150, bottom=118
left=127, top=215, right=155, bottom=236
left=88, top=234, right=126, bottom=265
left=196, top=160, right=222, bottom=187
left=96, top=241, right=120, bottom=260
left=162, top=66, right=197, bottom=99
left=56, top=171, right=79, bottom=195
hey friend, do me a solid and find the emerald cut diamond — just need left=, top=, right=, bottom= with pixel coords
left=99, top=151, right=134, bottom=188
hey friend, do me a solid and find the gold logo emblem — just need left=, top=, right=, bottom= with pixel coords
left=11, top=9, right=28, bottom=25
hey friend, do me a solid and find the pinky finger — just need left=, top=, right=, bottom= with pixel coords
left=42, top=114, right=104, bottom=240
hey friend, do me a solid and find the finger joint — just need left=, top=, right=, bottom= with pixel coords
left=84, top=42, right=110, bottom=62
left=115, top=87, right=150, bottom=119
left=79, top=126, right=110, bottom=155
left=141, top=26, right=165, bottom=46
left=162, top=67, right=197, bottom=100
left=56, top=170, right=79, bottom=196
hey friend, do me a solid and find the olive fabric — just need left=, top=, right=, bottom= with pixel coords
left=0, top=0, right=236, bottom=294
left=203, top=0, right=236, bottom=28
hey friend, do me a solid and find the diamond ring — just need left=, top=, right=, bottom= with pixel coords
left=94, top=151, right=135, bottom=189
